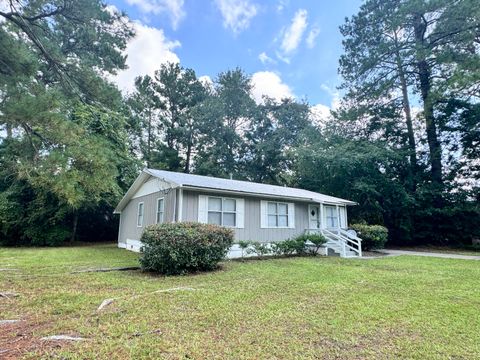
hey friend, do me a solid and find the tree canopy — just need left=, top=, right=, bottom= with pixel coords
left=0, top=0, right=478, bottom=247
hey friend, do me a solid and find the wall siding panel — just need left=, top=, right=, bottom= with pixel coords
left=181, top=190, right=312, bottom=243
left=118, top=188, right=176, bottom=245
left=118, top=187, right=348, bottom=246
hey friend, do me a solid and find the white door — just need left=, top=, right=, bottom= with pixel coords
left=308, top=205, right=320, bottom=229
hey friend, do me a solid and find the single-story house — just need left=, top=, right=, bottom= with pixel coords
left=114, top=169, right=362, bottom=257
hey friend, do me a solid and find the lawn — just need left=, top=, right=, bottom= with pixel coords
left=1, top=245, right=479, bottom=359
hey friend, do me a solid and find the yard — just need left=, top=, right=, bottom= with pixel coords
left=1, top=245, right=479, bottom=359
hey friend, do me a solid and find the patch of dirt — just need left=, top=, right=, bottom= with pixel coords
left=0, top=318, right=69, bottom=359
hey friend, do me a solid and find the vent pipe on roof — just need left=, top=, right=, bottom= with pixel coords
left=229, top=173, right=233, bottom=180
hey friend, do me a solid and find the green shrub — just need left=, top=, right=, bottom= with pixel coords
left=237, top=240, right=251, bottom=259
left=140, top=222, right=234, bottom=275
left=248, top=242, right=272, bottom=257
left=270, top=242, right=285, bottom=256
left=293, top=233, right=327, bottom=256
left=350, top=223, right=388, bottom=250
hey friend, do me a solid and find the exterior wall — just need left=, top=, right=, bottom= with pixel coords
left=118, top=186, right=349, bottom=247
left=181, top=190, right=312, bottom=243
left=118, top=188, right=176, bottom=246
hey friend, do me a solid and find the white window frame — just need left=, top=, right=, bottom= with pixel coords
left=137, top=202, right=144, bottom=227
left=207, top=196, right=237, bottom=227
left=156, top=197, right=165, bottom=224
left=325, top=206, right=338, bottom=228
left=266, top=201, right=290, bottom=228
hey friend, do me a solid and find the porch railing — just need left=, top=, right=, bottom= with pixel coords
left=306, top=228, right=362, bottom=257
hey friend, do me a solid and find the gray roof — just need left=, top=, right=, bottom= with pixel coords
left=145, top=169, right=356, bottom=205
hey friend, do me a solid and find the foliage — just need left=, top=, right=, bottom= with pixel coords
left=0, top=1, right=138, bottom=245
left=413, top=204, right=480, bottom=246
left=277, top=238, right=307, bottom=256
left=292, top=233, right=327, bottom=256
left=237, top=240, right=251, bottom=259
left=247, top=242, right=272, bottom=257
left=140, top=222, right=234, bottom=275
left=1, top=0, right=478, bottom=250
left=350, top=223, right=388, bottom=251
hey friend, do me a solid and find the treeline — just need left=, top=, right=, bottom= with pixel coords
left=0, top=0, right=478, bottom=247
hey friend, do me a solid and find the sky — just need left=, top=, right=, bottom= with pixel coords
left=108, top=0, right=362, bottom=115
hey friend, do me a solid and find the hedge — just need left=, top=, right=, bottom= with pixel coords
left=350, top=223, right=388, bottom=250
left=140, top=222, right=234, bottom=275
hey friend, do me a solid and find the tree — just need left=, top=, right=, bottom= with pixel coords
left=126, top=76, right=162, bottom=168
left=244, top=98, right=311, bottom=184
left=339, top=0, right=480, bottom=192
left=153, top=63, right=207, bottom=173
left=0, top=1, right=136, bottom=244
left=339, top=0, right=419, bottom=190
left=195, top=68, right=257, bottom=178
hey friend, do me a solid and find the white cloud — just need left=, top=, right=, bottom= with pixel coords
left=214, top=0, right=258, bottom=34
left=199, top=75, right=214, bottom=90
left=321, top=84, right=341, bottom=110
left=276, top=0, right=289, bottom=13
left=258, top=51, right=276, bottom=65
left=279, top=9, right=308, bottom=57
left=309, top=84, right=342, bottom=127
left=0, top=0, right=9, bottom=23
left=126, top=0, right=185, bottom=29
left=306, top=26, right=320, bottom=49
left=114, top=21, right=180, bottom=93
left=251, top=71, right=294, bottom=104
left=309, top=103, right=331, bottom=127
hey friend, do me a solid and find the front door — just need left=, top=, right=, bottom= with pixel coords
left=308, top=205, right=320, bottom=229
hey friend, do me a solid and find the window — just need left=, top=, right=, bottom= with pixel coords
left=156, top=198, right=164, bottom=224
left=137, top=202, right=144, bottom=227
left=326, top=206, right=338, bottom=228
left=207, top=197, right=236, bottom=227
left=267, top=202, right=289, bottom=227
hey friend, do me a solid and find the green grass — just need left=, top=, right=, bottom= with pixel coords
left=1, top=244, right=480, bottom=359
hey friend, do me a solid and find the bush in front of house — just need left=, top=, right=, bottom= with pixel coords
left=292, top=233, right=327, bottom=256
left=140, top=222, right=234, bottom=275
left=350, top=223, right=388, bottom=250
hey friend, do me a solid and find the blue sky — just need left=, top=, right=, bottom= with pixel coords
left=109, top=0, right=362, bottom=112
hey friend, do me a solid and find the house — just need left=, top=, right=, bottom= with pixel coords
left=114, top=169, right=362, bottom=257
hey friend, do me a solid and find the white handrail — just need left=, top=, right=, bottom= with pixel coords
left=323, top=228, right=362, bottom=257
left=306, top=228, right=362, bottom=257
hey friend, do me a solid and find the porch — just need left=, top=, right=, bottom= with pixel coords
left=306, top=203, right=362, bottom=258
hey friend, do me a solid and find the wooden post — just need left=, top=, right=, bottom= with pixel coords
left=335, top=205, right=340, bottom=230
left=319, top=203, right=325, bottom=230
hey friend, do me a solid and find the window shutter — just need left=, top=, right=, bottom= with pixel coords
left=236, top=198, right=245, bottom=228
left=260, top=200, right=267, bottom=228
left=288, top=203, right=295, bottom=228
left=198, top=195, right=208, bottom=223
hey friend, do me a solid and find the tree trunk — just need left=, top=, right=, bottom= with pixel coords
left=184, top=129, right=192, bottom=173
left=413, top=15, right=443, bottom=188
left=394, top=36, right=417, bottom=191
left=71, top=211, right=78, bottom=242
left=147, top=109, right=152, bottom=168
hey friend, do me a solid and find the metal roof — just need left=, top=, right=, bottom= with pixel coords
left=145, top=169, right=356, bottom=205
